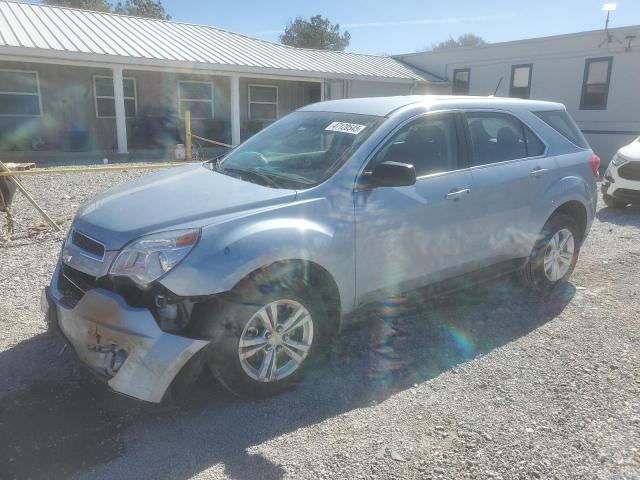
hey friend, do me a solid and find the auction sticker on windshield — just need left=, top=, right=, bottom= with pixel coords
left=325, top=122, right=367, bottom=135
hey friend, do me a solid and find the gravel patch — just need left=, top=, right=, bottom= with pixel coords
left=0, top=166, right=638, bottom=480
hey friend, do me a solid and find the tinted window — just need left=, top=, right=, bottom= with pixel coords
left=375, top=114, right=459, bottom=177
left=534, top=110, right=589, bottom=149
left=466, top=112, right=544, bottom=165
left=452, top=69, right=470, bottom=95
left=523, top=124, right=545, bottom=157
left=580, top=57, right=612, bottom=110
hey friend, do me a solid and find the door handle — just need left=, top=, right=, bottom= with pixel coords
left=530, top=167, right=549, bottom=177
left=446, top=188, right=470, bottom=200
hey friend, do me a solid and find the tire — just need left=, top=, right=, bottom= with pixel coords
left=199, top=271, right=326, bottom=399
left=603, top=193, right=628, bottom=209
left=520, top=213, right=581, bottom=294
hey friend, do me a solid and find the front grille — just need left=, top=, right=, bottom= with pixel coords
left=58, top=264, right=98, bottom=308
left=618, top=161, right=640, bottom=181
left=72, top=230, right=105, bottom=259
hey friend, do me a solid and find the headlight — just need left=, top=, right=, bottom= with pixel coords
left=109, top=229, right=200, bottom=287
left=611, top=154, right=629, bottom=166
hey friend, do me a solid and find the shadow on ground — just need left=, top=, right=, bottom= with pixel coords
left=0, top=278, right=575, bottom=480
left=596, top=203, right=640, bottom=227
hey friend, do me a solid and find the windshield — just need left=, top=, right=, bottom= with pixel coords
left=211, top=111, right=384, bottom=189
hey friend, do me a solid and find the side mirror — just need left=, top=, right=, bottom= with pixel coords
left=370, top=161, right=416, bottom=187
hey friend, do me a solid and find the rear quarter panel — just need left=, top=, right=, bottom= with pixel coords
left=531, top=150, right=597, bottom=240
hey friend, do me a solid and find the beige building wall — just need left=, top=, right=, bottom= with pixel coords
left=397, top=26, right=640, bottom=162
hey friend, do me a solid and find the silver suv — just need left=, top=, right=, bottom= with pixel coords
left=44, top=96, right=598, bottom=402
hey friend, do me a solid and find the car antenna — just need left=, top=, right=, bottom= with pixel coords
left=490, top=77, right=503, bottom=97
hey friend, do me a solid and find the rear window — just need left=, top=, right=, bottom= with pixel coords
left=534, top=110, right=589, bottom=149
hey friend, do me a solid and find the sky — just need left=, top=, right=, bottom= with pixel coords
left=159, top=0, right=640, bottom=55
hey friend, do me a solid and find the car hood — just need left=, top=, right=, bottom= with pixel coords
left=72, top=164, right=297, bottom=250
left=617, top=139, right=640, bottom=161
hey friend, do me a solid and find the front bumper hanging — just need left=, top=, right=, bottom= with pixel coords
left=44, top=262, right=209, bottom=403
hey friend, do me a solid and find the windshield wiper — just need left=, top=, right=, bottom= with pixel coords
left=220, top=166, right=281, bottom=188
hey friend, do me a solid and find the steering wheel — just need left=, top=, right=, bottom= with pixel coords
left=232, top=151, right=269, bottom=168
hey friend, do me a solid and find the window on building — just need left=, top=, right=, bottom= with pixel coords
left=580, top=57, right=613, bottom=110
left=452, top=69, right=470, bottom=95
left=248, top=85, right=278, bottom=122
left=0, top=70, right=41, bottom=116
left=94, top=75, right=137, bottom=118
left=466, top=112, right=545, bottom=165
left=510, top=64, right=532, bottom=99
left=374, top=113, right=460, bottom=177
left=178, top=81, right=214, bottom=119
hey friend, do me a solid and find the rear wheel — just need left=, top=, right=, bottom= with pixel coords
left=520, top=213, right=581, bottom=294
left=603, top=193, right=628, bottom=209
left=200, top=275, right=325, bottom=398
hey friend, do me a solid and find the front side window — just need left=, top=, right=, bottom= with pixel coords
left=452, top=69, right=470, bottom=95
left=466, top=112, right=544, bottom=166
left=178, top=81, right=214, bottom=119
left=580, top=57, right=612, bottom=110
left=212, top=111, right=384, bottom=189
left=510, top=64, right=532, bottom=99
left=94, top=76, right=137, bottom=118
left=373, top=114, right=459, bottom=177
left=249, top=85, right=278, bottom=122
left=0, top=70, right=41, bottom=116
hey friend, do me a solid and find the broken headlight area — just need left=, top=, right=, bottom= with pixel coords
left=107, top=276, right=205, bottom=333
left=58, top=264, right=206, bottom=334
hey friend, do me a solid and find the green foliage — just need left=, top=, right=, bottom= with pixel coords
left=42, top=0, right=170, bottom=19
left=114, top=0, right=170, bottom=19
left=280, top=15, right=351, bottom=51
left=42, top=0, right=112, bottom=12
left=429, top=33, right=486, bottom=51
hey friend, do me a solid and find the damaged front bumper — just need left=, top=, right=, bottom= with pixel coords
left=44, top=261, right=209, bottom=403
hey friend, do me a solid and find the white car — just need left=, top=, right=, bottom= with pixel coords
left=602, top=137, right=640, bottom=208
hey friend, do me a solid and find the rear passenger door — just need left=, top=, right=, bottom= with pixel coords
left=464, top=111, right=553, bottom=262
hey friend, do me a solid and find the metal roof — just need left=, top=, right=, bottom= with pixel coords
left=0, top=1, right=443, bottom=83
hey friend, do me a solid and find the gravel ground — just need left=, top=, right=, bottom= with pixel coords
left=0, top=165, right=638, bottom=480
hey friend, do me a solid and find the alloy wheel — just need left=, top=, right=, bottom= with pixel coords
left=238, top=299, right=314, bottom=382
left=543, top=228, right=575, bottom=282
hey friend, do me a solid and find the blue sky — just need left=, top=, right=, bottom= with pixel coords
left=160, top=0, right=639, bottom=55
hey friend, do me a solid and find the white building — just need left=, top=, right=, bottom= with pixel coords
left=395, top=25, right=640, bottom=163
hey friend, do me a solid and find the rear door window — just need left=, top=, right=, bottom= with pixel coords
left=534, top=110, right=589, bottom=149
left=466, top=112, right=544, bottom=166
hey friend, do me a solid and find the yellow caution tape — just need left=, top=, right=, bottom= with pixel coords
left=0, top=162, right=192, bottom=177
left=190, top=134, right=234, bottom=149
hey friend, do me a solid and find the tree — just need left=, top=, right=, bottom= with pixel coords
left=428, top=33, right=486, bottom=51
left=280, top=15, right=350, bottom=51
left=43, top=0, right=171, bottom=19
left=43, top=0, right=112, bottom=12
left=114, top=0, right=170, bottom=19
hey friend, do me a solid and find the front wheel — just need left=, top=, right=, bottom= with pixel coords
left=201, top=282, right=324, bottom=398
left=520, top=213, right=581, bottom=294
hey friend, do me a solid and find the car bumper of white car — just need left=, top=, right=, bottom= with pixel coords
left=602, top=161, right=640, bottom=204
left=43, top=261, right=209, bottom=403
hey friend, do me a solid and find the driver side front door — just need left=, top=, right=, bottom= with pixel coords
left=354, top=112, right=477, bottom=304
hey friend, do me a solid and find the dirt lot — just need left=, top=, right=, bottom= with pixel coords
left=0, top=167, right=639, bottom=480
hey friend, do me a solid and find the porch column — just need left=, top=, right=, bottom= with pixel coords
left=112, top=66, right=128, bottom=154
left=230, top=74, right=241, bottom=146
